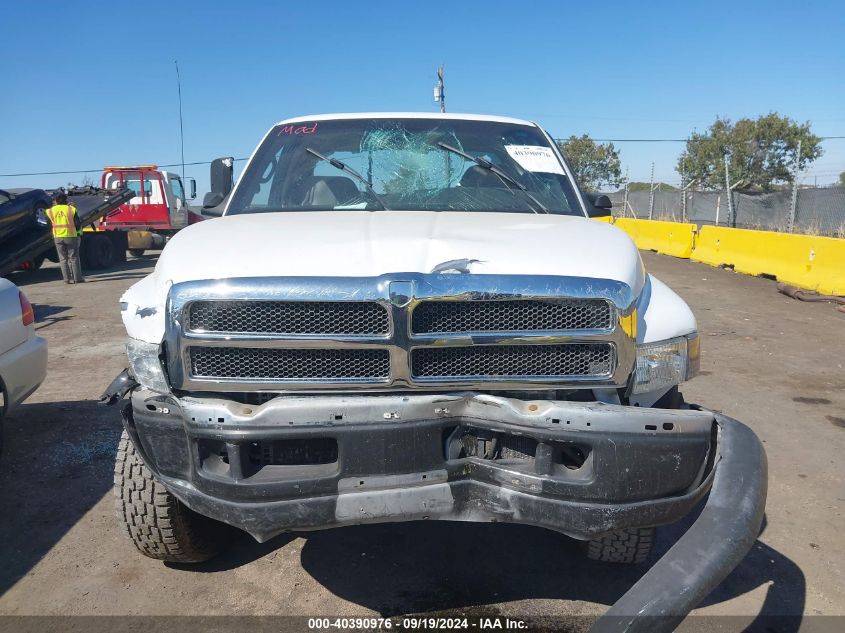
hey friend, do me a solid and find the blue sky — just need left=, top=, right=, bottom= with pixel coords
left=2, top=0, right=843, bottom=195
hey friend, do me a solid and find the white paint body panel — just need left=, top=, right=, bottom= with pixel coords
left=637, top=275, right=697, bottom=342
left=121, top=211, right=653, bottom=343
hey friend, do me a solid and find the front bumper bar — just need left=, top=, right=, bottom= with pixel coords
left=593, top=412, right=767, bottom=632
left=118, top=387, right=766, bottom=631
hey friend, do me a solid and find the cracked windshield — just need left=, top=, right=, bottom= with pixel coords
left=227, top=118, right=583, bottom=215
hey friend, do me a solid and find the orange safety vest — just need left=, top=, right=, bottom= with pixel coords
left=46, top=204, right=79, bottom=238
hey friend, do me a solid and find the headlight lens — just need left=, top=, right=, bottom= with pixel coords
left=126, top=338, right=169, bottom=393
left=632, top=333, right=699, bottom=394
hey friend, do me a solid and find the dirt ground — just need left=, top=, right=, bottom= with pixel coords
left=0, top=251, right=843, bottom=629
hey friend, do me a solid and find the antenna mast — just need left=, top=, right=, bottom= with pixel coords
left=174, top=60, right=186, bottom=183
left=433, top=65, right=445, bottom=113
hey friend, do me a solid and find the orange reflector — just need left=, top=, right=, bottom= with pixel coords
left=19, top=291, right=34, bottom=326
left=619, top=310, right=637, bottom=339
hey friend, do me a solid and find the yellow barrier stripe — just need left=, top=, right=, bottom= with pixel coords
left=612, top=218, right=696, bottom=259
left=692, top=226, right=845, bottom=295
left=595, top=215, right=845, bottom=295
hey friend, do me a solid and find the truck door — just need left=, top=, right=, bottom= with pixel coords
left=167, top=176, right=189, bottom=229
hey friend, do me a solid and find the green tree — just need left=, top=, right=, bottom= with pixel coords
left=839, top=171, right=845, bottom=186
left=557, top=135, right=623, bottom=191
left=677, top=113, right=822, bottom=191
left=626, top=182, right=677, bottom=192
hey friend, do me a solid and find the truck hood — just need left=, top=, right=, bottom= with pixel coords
left=159, top=211, right=642, bottom=285
left=121, top=211, right=645, bottom=341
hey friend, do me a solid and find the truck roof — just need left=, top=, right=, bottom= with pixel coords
left=276, top=112, right=538, bottom=127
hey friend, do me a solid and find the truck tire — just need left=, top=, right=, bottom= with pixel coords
left=585, top=527, right=654, bottom=564
left=114, top=430, right=225, bottom=563
left=83, top=233, right=115, bottom=269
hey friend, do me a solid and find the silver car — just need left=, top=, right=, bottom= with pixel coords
left=0, top=278, right=47, bottom=452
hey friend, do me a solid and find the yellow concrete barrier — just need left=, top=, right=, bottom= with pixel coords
left=613, top=218, right=696, bottom=259
left=693, top=226, right=845, bottom=295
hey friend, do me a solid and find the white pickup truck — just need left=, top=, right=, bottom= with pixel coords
left=105, top=113, right=766, bottom=629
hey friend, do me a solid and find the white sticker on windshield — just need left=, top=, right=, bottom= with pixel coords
left=505, top=145, right=564, bottom=175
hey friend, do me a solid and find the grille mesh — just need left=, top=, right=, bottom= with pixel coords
left=188, top=301, right=389, bottom=336
left=190, top=347, right=390, bottom=381
left=411, top=343, right=614, bottom=379
left=411, top=299, right=613, bottom=334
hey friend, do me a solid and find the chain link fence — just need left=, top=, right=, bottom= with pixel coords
left=607, top=186, right=845, bottom=237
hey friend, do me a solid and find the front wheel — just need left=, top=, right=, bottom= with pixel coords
left=585, top=527, right=655, bottom=564
left=114, top=430, right=226, bottom=563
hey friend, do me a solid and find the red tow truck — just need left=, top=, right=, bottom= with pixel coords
left=99, top=165, right=205, bottom=257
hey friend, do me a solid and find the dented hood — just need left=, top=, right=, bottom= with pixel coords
left=121, top=211, right=645, bottom=341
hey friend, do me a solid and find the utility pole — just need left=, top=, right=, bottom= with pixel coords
left=724, top=153, right=733, bottom=227
left=433, top=65, right=445, bottom=113
left=789, top=139, right=802, bottom=232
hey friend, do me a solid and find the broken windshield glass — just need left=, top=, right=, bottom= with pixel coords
left=227, top=118, right=583, bottom=216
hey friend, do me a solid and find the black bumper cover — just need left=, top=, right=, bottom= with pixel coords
left=119, top=387, right=767, bottom=632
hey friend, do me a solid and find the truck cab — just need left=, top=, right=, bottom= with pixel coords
left=101, top=166, right=200, bottom=233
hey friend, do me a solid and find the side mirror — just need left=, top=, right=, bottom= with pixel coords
left=188, top=178, right=197, bottom=200
left=203, top=191, right=224, bottom=209
left=586, top=193, right=613, bottom=218
left=210, top=157, right=234, bottom=197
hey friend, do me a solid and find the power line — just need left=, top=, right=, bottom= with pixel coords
left=0, top=158, right=248, bottom=178
left=4, top=134, right=844, bottom=179
left=556, top=136, right=845, bottom=143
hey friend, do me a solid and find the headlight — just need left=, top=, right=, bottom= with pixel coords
left=632, top=333, right=700, bottom=394
left=126, top=338, right=169, bottom=393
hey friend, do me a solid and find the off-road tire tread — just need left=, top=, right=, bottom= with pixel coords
left=114, top=430, right=222, bottom=563
left=586, top=528, right=654, bottom=564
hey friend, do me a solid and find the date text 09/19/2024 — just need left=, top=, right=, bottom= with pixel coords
left=307, top=617, right=529, bottom=630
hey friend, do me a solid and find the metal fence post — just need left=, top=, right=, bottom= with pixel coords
left=788, top=139, right=802, bottom=232
left=648, top=162, right=655, bottom=220
left=621, top=180, right=629, bottom=219
left=724, top=154, right=734, bottom=227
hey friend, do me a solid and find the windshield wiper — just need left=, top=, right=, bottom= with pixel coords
left=435, top=142, right=548, bottom=214
left=304, top=147, right=390, bottom=211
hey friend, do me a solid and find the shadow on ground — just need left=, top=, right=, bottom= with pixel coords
left=8, top=256, right=154, bottom=287
left=0, top=399, right=122, bottom=597
left=0, top=395, right=805, bottom=630
left=183, top=505, right=804, bottom=630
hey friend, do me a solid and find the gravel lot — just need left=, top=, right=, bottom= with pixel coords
left=0, top=251, right=843, bottom=629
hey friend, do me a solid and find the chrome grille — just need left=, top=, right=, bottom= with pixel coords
left=411, top=344, right=614, bottom=380
left=411, top=299, right=612, bottom=334
left=189, top=347, right=390, bottom=381
left=167, top=275, right=636, bottom=392
left=188, top=300, right=389, bottom=336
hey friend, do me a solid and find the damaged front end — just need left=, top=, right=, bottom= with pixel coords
left=120, top=389, right=719, bottom=542
left=109, top=271, right=767, bottom=629
left=111, top=385, right=766, bottom=631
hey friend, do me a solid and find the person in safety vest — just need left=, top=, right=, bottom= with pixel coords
left=45, top=191, right=84, bottom=283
